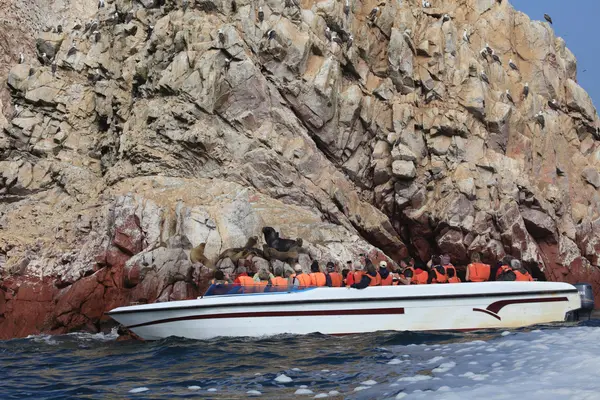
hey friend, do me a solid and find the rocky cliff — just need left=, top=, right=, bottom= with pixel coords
left=1, top=0, right=599, bottom=339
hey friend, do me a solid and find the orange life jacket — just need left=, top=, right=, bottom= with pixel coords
left=328, top=272, right=343, bottom=287
left=293, top=273, right=312, bottom=288
left=309, top=272, right=326, bottom=287
left=353, top=270, right=364, bottom=283
left=380, top=273, right=393, bottom=286
left=514, top=270, right=534, bottom=281
left=432, top=265, right=448, bottom=283
left=271, top=276, right=289, bottom=290
left=444, top=264, right=460, bottom=283
left=237, top=276, right=255, bottom=286
left=467, top=262, right=491, bottom=282
left=412, top=269, right=429, bottom=285
left=370, top=272, right=381, bottom=286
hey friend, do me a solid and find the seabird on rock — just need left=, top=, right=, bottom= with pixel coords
left=508, top=58, right=518, bottom=71
left=51, top=61, right=57, bottom=76
left=486, top=43, right=493, bottom=55
left=217, top=28, right=225, bottom=43
left=480, top=71, right=489, bottom=84
left=442, top=14, right=450, bottom=22
left=548, top=99, right=559, bottom=110
left=90, top=20, right=99, bottom=32
left=463, top=29, right=470, bottom=43
left=535, top=111, right=545, bottom=127
left=56, top=24, right=63, bottom=34
left=523, top=82, right=529, bottom=97
left=146, top=25, right=154, bottom=41
left=332, top=32, right=343, bottom=45
left=422, top=0, right=431, bottom=7
left=12, top=105, right=21, bottom=119
left=368, top=7, right=379, bottom=21
left=67, top=44, right=77, bottom=57
left=125, top=11, right=133, bottom=23
left=480, top=47, right=488, bottom=59
left=347, top=34, right=353, bottom=50
left=224, top=58, right=231, bottom=71
left=258, top=6, right=264, bottom=22
left=324, top=26, right=332, bottom=41
left=403, top=29, right=416, bottom=54
left=41, top=52, right=50, bottom=65
left=505, top=89, right=514, bottom=104
left=73, top=20, right=82, bottom=30
left=98, top=0, right=105, bottom=9
left=232, top=0, right=237, bottom=13
left=491, top=50, right=501, bottom=64
left=19, top=52, right=24, bottom=64
left=267, top=29, right=276, bottom=40
left=344, top=0, right=350, bottom=18
left=93, top=30, right=101, bottom=42
left=182, top=0, right=188, bottom=12
left=29, top=67, right=35, bottom=76
left=544, top=14, right=553, bottom=24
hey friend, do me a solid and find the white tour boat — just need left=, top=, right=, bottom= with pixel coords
left=108, top=281, right=584, bottom=340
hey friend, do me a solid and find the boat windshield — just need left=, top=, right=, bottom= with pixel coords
left=203, top=283, right=314, bottom=296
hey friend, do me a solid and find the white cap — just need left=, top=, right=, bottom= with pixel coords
left=294, top=264, right=302, bottom=272
left=379, top=261, right=387, bottom=268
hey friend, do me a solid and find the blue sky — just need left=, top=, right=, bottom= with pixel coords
left=510, top=0, right=600, bottom=108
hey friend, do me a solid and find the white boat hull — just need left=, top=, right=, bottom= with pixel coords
left=108, top=282, right=581, bottom=340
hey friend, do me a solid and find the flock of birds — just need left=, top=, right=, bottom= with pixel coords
left=12, top=0, right=562, bottom=127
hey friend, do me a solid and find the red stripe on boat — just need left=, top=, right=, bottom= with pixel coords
left=486, top=296, right=568, bottom=314
left=127, top=307, right=405, bottom=329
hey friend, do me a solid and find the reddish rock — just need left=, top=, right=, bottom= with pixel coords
left=112, top=215, right=144, bottom=255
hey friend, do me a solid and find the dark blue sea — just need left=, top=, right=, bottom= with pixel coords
left=1, top=320, right=599, bottom=399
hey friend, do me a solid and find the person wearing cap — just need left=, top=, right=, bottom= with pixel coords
left=351, top=262, right=377, bottom=289
left=291, top=264, right=311, bottom=288
left=378, top=261, right=393, bottom=286
left=325, top=262, right=343, bottom=287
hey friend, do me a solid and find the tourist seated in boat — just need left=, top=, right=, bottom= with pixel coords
left=378, top=261, right=393, bottom=286
left=430, top=255, right=449, bottom=283
left=341, top=267, right=351, bottom=286
left=270, top=267, right=289, bottom=291
left=253, top=268, right=274, bottom=283
left=351, top=263, right=379, bottom=289
left=466, top=252, right=491, bottom=282
left=344, top=260, right=355, bottom=287
left=497, top=259, right=534, bottom=282
left=325, top=262, right=343, bottom=287
left=394, top=258, right=413, bottom=285
left=204, top=270, right=233, bottom=296
left=495, top=255, right=514, bottom=280
left=234, top=266, right=254, bottom=286
left=440, top=254, right=460, bottom=282
left=291, top=264, right=311, bottom=288
left=309, top=261, right=327, bottom=287
left=412, top=261, right=433, bottom=284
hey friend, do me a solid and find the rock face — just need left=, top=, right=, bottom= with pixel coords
left=1, top=0, right=600, bottom=338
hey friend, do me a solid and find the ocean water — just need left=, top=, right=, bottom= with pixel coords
left=1, top=321, right=599, bottom=399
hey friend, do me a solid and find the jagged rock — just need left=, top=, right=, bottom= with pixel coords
left=582, top=167, right=600, bottom=189
left=392, top=160, right=416, bottom=180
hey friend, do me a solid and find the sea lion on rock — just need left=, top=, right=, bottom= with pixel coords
left=262, top=227, right=303, bottom=252
left=263, top=244, right=299, bottom=263
left=190, top=243, right=214, bottom=269
left=216, top=236, right=265, bottom=264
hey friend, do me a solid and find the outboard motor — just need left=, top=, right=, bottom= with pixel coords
left=568, top=283, right=595, bottom=321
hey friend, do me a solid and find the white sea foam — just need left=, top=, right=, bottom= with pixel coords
left=187, top=386, right=201, bottom=390
left=128, top=387, right=149, bottom=393
left=274, top=374, right=293, bottom=383
left=388, top=358, right=404, bottom=365
left=207, top=388, right=217, bottom=392
left=361, top=380, right=377, bottom=386
left=294, top=388, right=313, bottom=395
left=328, top=390, right=340, bottom=395
left=247, top=390, right=262, bottom=396
left=432, top=362, right=456, bottom=373
left=353, top=386, right=369, bottom=392
left=397, top=375, right=432, bottom=383
left=314, top=394, right=329, bottom=398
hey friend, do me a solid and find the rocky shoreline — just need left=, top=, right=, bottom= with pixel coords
left=2, top=0, right=600, bottom=339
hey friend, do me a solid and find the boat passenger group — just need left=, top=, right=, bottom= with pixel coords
left=205, top=252, right=535, bottom=294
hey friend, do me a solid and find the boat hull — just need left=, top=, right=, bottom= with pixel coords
left=108, top=282, right=581, bottom=340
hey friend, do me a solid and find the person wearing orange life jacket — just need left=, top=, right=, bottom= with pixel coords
left=325, top=262, right=343, bottom=287
left=393, top=258, right=412, bottom=285
left=495, top=255, right=514, bottom=280
left=466, top=252, right=491, bottom=282
left=364, top=258, right=381, bottom=286
left=251, top=269, right=272, bottom=292
left=440, top=254, right=459, bottom=283
left=351, top=263, right=378, bottom=289
left=344, top=261, right=355, bottom=287
left=308, top=261, right=327, bottom=287
left=378, top=261, right=393, bottom=286
left=270, top=267, right=289, bottom=291
left=430, top=255, right=448, bottom=283
left=412, top=261, right=433, bottom=284
left=291, top=264, right=312, bottom=288
left=511, top=259, right=534, bottom=281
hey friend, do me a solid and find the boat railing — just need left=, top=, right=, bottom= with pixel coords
left=203, top=283, right=315, bottom=297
